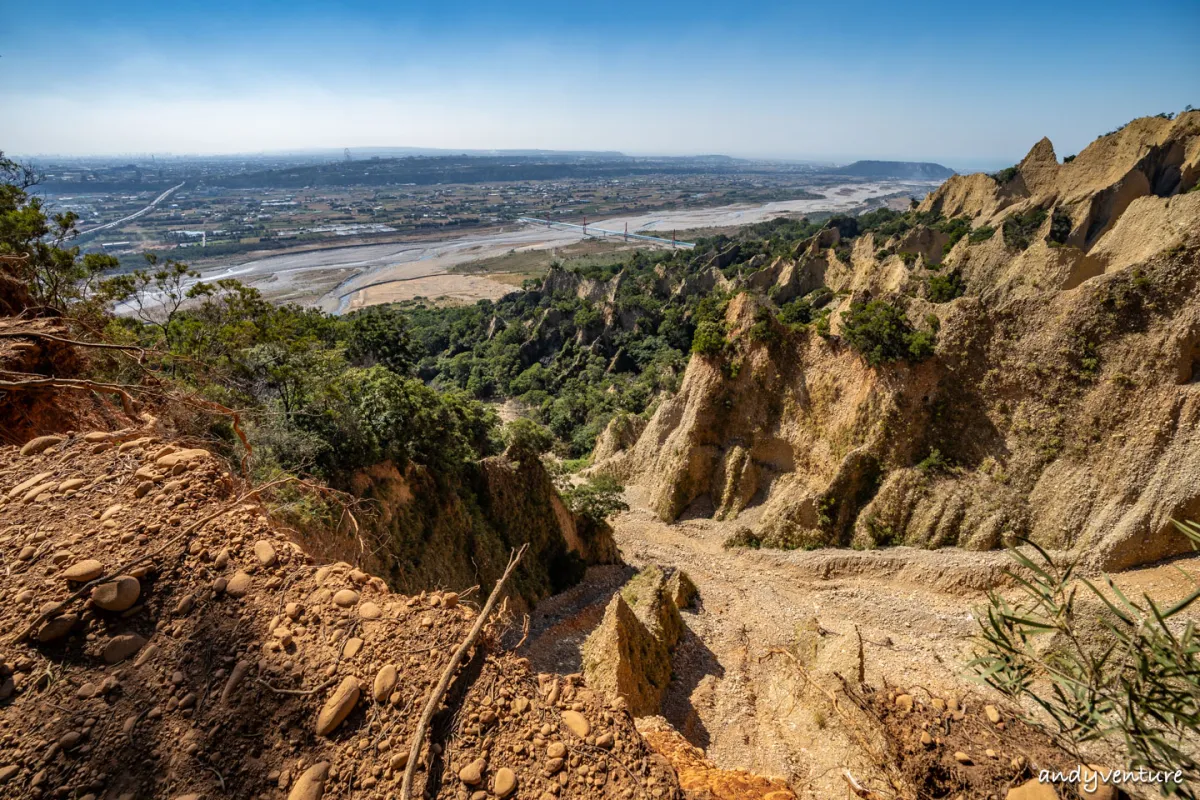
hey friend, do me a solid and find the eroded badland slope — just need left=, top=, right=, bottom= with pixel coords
left=596, top=111, right=1200, bottom=572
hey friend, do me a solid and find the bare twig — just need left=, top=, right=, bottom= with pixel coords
left=842, top=769, right=891, bottom=799
left=0, top=375, right=140, bottom=418
left=400, top=544, right=528, bottom=800
left=255, top=677, right=337, bottom=696
left=0, top=329, right=151, bottom=355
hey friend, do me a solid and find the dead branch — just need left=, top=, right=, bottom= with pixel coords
left=255, top=677, right=337, bottom=696
left=842, top=769, right=891, bottom=800
left=400, top=543, right=528, bottom=800
left=0, top=375, right=140, bottom=418
left=15, top=478, right=295, bottom=642
left=0, top=330, right=150, bottom=356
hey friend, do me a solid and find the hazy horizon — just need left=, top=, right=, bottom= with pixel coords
left=3, top=0, right=1197, bottom=169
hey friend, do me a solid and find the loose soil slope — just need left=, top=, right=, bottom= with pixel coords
left=0, top=433, right=683, bottom=800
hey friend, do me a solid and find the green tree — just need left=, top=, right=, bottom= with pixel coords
left=502, top=417, right=554, bottom=458
left=0, top=152, right=119, bottom=313
left=691, top=320, right=726, bottom=356
left=840, top=300, right=937, bottom=366
left=927, top=270, right=965, bottom=303
left=344, top=306, right=422, bottom=375
left=561, top=474, right=629, bottom=525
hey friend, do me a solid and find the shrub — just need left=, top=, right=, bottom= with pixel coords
left=992, top=165, right=1019, bottom=184
left=840, top=300, right=937, bottom=366
left=1046, top=207, right=1073, bottom=246
left=561, top=474, right=629, bottom=525
left=344, top=306, right=421, bottom=375
left=988, top=165, right=1017, bottom=184
left=1002, top=208, right=1048, bottom=250
left=748, top=308, right=778, bottom=343
left=779, top=297, right=814, bottom=326
left=968, top=226, right=996, bottom=243
left=691, top=320, right=726, bottom=356
left=502, top=417, right=554, bottom=457
left=970, top=530, right=1200, bottom=796
left=916, top=448, right=950, bottom=473
left=928, top=270, right=965, bottom=303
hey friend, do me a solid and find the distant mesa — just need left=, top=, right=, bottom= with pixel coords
left=833, top=160, right=956, bottom=180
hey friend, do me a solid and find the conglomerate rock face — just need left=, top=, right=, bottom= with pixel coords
left=596, top=112, right=1200, bottom=570
left=581, top=567, right=691, bottom=718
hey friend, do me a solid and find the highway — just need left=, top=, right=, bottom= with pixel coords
left=80, top=182, right=185, bottom=235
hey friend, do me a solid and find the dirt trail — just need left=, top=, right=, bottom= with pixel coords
left=526, top=486, right=1200, bottom=798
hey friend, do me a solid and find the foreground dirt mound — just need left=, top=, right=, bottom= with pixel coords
left=0, top=432, right=682, bottom=799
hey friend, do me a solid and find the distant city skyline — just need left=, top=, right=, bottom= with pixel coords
left=2, top=0, right=1197, bottom=170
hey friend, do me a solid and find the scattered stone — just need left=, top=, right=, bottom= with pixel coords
left=63, top=560, right=104, bottom=582
left=494, top=767, right=517, bottom=798
left=288, top=762, right=331, bottom=800
left=895, top=694, right=914, bottom=713
left=102, top=633, right=147, bottom=664
left=920, top=731, right=933, bottom=746
left=333, top=589, right=360, bottom=607
left=20, top=435, right=65, bottom=456
left=547, top=742, right=566, bottom=759
left=173, top=594, right=196, bottom=615
left=0, top=765, right=19, bottom=785
left=58, top=478, right=86, bottom=493
left=37, top=613, right=79, bottom=642
left=953, top=752, right=972, bottom=765
left=442, top=592, right=459, bottom=608
left=91, top=576, right=141, bottom=611
left=226, top=571, right=252, bottom=598
left=133, top=644, right=160, bottom=667
left=373, top=665, right=398, bottom=703
left=359, top=601, right=382, bottom=620
left=315, top=677, right=361, bottom=736
left=984, top=704, right=1001, bottom=725
left=134, top=466, right=161, bottom=483
left=1006, top=778, right=1059, bottom=800
left=562, top=710, right=590, bottom=738
left=596, top=732, right=614, bottom=749
left=343, top=637, right=363, bottom=658
left=9, top=471, right=54, bottom=499
left=221, top=660, right=251, bottom=705
left=253, top=540, right=277, bottom=567
left=1079, top=764, right=1116, bottom=800
left=155, top=449, right=210, bottom=469
left=99, top=504, right=124, bottom=523
left=458, top=758, right=486, bottom=786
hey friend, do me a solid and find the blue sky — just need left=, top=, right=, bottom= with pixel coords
left=2, top=0, right=1197, bottom=168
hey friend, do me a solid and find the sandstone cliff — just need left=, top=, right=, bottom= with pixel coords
left=596, top=112, right=1200, bottom=570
